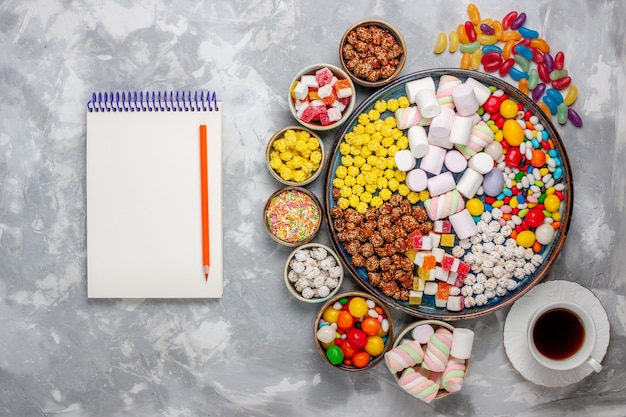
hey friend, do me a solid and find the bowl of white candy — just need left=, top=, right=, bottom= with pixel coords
left=284, top=242, right=345, bottom=303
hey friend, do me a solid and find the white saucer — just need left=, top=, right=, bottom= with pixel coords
left=503, top=280, right=610, bottom=387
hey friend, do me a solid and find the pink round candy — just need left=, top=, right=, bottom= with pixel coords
left=411, top=324, right=435, bottom=344
left=406, top=169, right=428, bottom=192
left=444, top=150, right=468, bottom=173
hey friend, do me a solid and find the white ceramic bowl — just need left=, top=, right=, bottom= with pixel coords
left=288, top=63, right=356, bottom=131
left=284, top=242, right=344, bottom=303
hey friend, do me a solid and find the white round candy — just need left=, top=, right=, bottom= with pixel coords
left=535, top=223, right=556, bottom=245
left=316, top=326, right=336, bottom=344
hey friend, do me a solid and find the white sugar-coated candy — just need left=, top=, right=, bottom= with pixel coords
left=447, top=295, right=464, bottom=312
left=427, top=171, right=456, bottom=197
left=468, top=152, right=495, bottom=174
left=465, top=78, right=492, bottom=105
left=452, top=83, right=479, bottom=117
left=408, top=125, right=429, bottom=158
left=450, top=328, right=475, bottom=359
left=411, top=324, right=435, bottom=344
left=394, top=149, right=417, bottom=172
left=420, top=144, right=447, bottom=175
left=444, top=150, right=468, bottom=173
left=449, top=115, right=474, bottom=145
left=429, top=107, right=455, bottom=139
left=405, top=77, right=436, bottom=103
left=406, top=168, right=428, bottom=192
left=449, top=209, right=479, bottom=240
left=293, top=82, right=308, bottom=100
left=366, top=299, right=376, bottom=308
left=415, top=88, right=441, bottom=118
left=456, top=167, right=483, bottom=199
left=300, top=74, right=319, bottom=88
left=484, top=141, right=503, bottom=161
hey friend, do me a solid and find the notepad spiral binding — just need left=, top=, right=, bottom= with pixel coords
left=87, top=90, right=219, bottom=113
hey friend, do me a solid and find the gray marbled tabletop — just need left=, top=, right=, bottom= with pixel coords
left=1, top=1, right=625, bottom=416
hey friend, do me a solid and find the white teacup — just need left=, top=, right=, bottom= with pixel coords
left=527, top=301, right=602, bottom=373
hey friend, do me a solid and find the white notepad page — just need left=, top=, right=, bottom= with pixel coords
left=86, top=99, right=223, bottom=298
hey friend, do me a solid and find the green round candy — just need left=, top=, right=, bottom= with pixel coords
left=326, top=345, right=344, bottom=365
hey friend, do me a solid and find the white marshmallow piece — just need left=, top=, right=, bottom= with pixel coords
left=452, top=83, right=479, bottom=117
left=415, top=88, right=441, bottom=118
left=429, top=107, right=455, bottom=139
left=408, top=125, right=429, bottom=158
left=456, top=167, right=484, bottom=199
left=468, top=152, right=495, bottom=174
left=448, top=209, right=479, bottom=240
left=405, top=77, right=436, bottom=104
left=465, top=77, right=492, bottom=105
left=427, top=171, right=456, bottom=197
left=449, top=115, right=474, bottom=146
left=420, top=145, right=447, bottom=175
left=450, top=328, right=475, bottom=360
left=406, top=168, right=428, bottom=192
left=394, top=149, right=417, bottom=172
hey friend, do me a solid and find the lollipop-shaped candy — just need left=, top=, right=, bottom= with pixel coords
left=422, top=327, right=453, bottom=372
left=398, top=367, right=440, bottom=403
left=384, top=340, right=425, bottom=374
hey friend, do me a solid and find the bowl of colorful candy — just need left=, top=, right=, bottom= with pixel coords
left=289, top=63, right=356, bottom=131
left=264, top=186, right=323, bottom=247
left=324, top=68, right=573, bottom=320
left=314, top=291, right=395, bottom=371
left=339, top=19, right=407, bottom=88
left=284, top=243, right=344, bottom=303
left=385, top=320, right=473, bottom=403
left=266, top=126, right=325, bottom=186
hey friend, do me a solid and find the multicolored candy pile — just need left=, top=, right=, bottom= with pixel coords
left=433, top=4, right=582, bottom=127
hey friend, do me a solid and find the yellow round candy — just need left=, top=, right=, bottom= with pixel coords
left=503, top=119, right=524, bottom=147
left=499, top=99, right=519, bottom=119
left=544, top=194, right=561, bottom=212
left=516, top=230, right=536, bottom=248
left=364, top=335, right=385, bottom=356
left=322, top=307, right=340, bottom=323
left=466, top=198, right=485, bottom=216
left=348, top=297, right=368, bottom=318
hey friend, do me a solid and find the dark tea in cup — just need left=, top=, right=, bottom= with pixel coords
left=532, top=308, right=585, bottom=360
left=527, top=301, right=602, bottom=372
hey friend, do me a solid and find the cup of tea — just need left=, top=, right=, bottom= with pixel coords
left=527, top=301, right=602, bottom=372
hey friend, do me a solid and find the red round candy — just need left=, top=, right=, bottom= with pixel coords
left=346, top=328, right=368, bottom=349
left=341, top=340, right=358, bottom=359
left=483, top=95, right=502, bottom=114
left=505, top=147, right=523, bottom=168
left=525, top=207, right=546, bottom=228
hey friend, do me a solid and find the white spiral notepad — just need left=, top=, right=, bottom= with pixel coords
left=86, top=91, right=223, bottom=298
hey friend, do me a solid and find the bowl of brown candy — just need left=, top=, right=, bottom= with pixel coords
left=339, top=19, right=407, bottom=88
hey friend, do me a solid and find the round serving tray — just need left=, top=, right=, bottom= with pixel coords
left=323, top=68, right=573, bottom=320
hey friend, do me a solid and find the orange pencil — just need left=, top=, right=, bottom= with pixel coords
left=200, top=124, right=210, bottom=280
